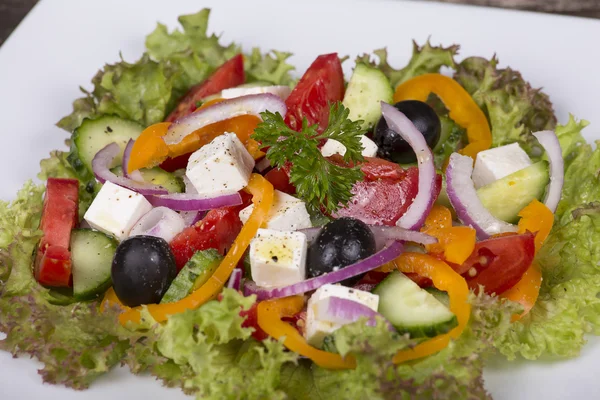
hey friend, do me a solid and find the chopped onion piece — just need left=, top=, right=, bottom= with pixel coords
left=227, top=269, right=243, bottom=291
left=381, top=102, right=436, bottom=230
left=147, top=192, right=243, bottom=211
left=129, top=206, right=186, bottom=243
left=122, top=139, right=144, bottom=182
left=164, top=94, right=287, bottom=146
left=533, top=130, right=564, bottom=212
left=316, top=296, right=395, bottom=332
left=255, top=156, right=272, bottom=172
left=368, top=225, right=437, bottom=250
left=180, top=210, right=206, bottom=226
left=243, top=241, right=404, bottom=300
left=92, top=143, right=168, bottom=195
left=446, top=153, right=517, bottom=239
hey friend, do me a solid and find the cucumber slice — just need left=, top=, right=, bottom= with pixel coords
left=68, top=115, right=144, bottom=177
left=110, top=166, right=184, bottom=193
left=70, top=229, right=118, bottom=300
left=342, top=63, right=394, bottom=130
left=424, top=287, right=450, bottom=308
left=373, top=271, right=457, bottom=338
left=161, top=249, right=223, bottom=303
left=477, top=161, right=549, bottom=223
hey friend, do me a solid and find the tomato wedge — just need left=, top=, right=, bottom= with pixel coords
left=35, top=178, right=79, bottom=287
left=264, top=165, right=296, bottom=195
left=458, top=232, right=536, bottom=295
left=169, top=206, right=243, bottom=270
left=285, top=53, right=344, bottom=132
left=165, top=54, right=245, bottom=122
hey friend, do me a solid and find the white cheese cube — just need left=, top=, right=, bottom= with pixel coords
left=83, top=181, right=153, bottom=241
left=221, top=85, right=292, bottom=100
left=320, top=135, right=378, bottom=158
left=186, top=133, right=255, bottom=197
left=239, top=190, right=312, bottom=231
left=250, top=229, right=307, bottom=288
left=304, top=284, right=379, bottom=347
left=471, top=143, right=532, bottom=188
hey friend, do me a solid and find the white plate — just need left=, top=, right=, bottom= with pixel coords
left=1, top=0, right=600, bottom=398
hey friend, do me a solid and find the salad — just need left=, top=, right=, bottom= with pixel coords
left=1, top=8, right=599, bottom=400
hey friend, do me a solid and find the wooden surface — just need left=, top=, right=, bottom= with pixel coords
left=0, top=0, right=599, bottom=46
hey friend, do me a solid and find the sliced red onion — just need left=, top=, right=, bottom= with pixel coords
left=369, top=225, right=437, bottom=251
left=315, top=296, right=395, bottom=332
left=122, top=139, right=144, bottom=182
left=181, top=210, right=206, bottom=226
left=243, top=241, right=404, bottom=300
left=92, top=143, right=168, bottom=195
left=255, top=156, right=272, bottom=172
left=298, top=227, right=322, bottom=243
left=227, top=268, right=243, bottom=290
left=533, top=130, right=564, bottom=212
left=147, top=192, right=243, bottom=211
left=446, top=153, right=518, bottom=239
left=380, top=102, right=436, bottom=230
left=164, top=94, right=287, bottom=146
left=129, top=206, right=186, bottom=242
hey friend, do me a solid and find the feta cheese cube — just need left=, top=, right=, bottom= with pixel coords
left=250, top=229, right=307, bottom=288
left=320, top=135, right=378, bottom=158
left=221, top=85, right=292, bottom=100
left=305, top=284, right=379, bottom=347
left=239, top=190, right=312, bottom=231
left=83, top=181, right=153, bottom=241
left=186, top=133, right=255, bottom=197
left=472, top=143, right=532, bottom=188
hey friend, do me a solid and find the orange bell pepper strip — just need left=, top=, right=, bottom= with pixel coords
left=499, top=199, right=553, bottom=320
left=392, top=252, right=471, bottom=363
left=257, top=296, right=356, bottom=370
left=421, top=205, right=476, bottom=265
left=393, top=74, right=492, bottom=159
left=118, top=174, right=274, bottom=325
left=127, top=115, right=263, bottom=173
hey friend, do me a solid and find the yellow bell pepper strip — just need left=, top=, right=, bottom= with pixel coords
left=393, top=74, right=492, bottom=159
left=517, top=199, right=554, bottom=252
left=420, top=205, right=476, bottom=265
left=118, top=174, right=274, bottom=325
left=127, top=115, right=263, bottom=173
left=501, top=262, right=542, bottom=322
left=257, top=296, right=357, bottom=370
left=392, top=252, right=471, bottom=364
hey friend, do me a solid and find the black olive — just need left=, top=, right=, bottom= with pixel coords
left=307, top=217, right=376, bottom=286
left=111, top=236, right=177, bottom=307
left=374, top=100, right=441, bottom=164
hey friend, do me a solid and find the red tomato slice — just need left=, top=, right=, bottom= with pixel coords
left=285, top=53, right=344, bottom=132
left=264, top=165, right=296, bottom=195
left=353, top=270, right=390, bottom=292
left=240, top=302, right=269, bottom=341
left=169, top=206, right=243, bottom=270
left=35, top=178, right=79, bottom=287
left=159, top=153, right=192, bottom=172
left=459, top=232, right=536, bottom=295
left=165, top=54, right=245, bottom=122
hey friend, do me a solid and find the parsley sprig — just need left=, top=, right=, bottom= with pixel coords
left=252, top=102, right=366, bottom=213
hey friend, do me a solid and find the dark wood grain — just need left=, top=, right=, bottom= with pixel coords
left=0, top=0, right=598, bottom=47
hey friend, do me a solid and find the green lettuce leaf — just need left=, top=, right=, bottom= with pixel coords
left=0, top=182, right=129, bottom=389
left=356, top=40, right=459, bottom=88
left=454, top=56, right=557, bottom=156
left=58, top=9, right=294, bottom=132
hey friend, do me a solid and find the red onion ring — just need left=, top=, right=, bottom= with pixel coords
left=446, top=153, right=518, bottom=239
left=122, top=139, right=144, bottom=182
left=369, top=225, right=437, bottom=250
left=243, top=241, right=404, bottom=300
left=533, top=130, right=564, bottom=212
left=92, top=143, right=169, bottom=195
left=226, top=268, right=243, bottom=291
left=163, top=93, right=287, bottom=146
left=316, top=296, right=395, bottom=332
left=129, top=206, right=186, bottom=243
left=147, top=192, right=243, bottom=211
left=380, top=102, right=436, bottom=230
left=179, top=176, right=205, bottom=225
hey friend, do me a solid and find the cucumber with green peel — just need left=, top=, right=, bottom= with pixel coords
left=342, top=63, right=394, bottom=130
left=68, top=115, right=144, bottom=178
left=70, top=229, right=118, bottom=300
left=161, top=249, right=223, bottom=304
left=373, top=271, right=457, bottom=338
left=424, top=287, right=450, bottom=308
left=477, top=161, right=549, bottom=223
left=110, top=166, right=184, bottom=193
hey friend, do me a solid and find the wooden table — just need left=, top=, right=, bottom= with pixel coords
left=1, top=0, right=599, bottom=46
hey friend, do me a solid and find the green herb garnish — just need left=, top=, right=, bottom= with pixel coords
left=252, top=102, right=365, bottom=213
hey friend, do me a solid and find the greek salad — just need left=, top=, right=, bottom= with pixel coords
left=1, top=8, right=599, bottom=400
